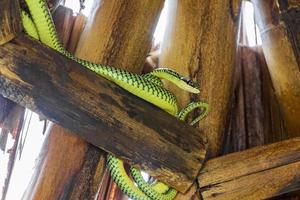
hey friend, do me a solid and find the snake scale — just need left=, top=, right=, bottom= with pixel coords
left=21, top=0, right=209, bottom=199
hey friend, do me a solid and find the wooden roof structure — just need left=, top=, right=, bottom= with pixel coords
left=0, top=0, right=299, bottom=199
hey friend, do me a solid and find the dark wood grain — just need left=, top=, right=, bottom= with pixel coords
left=0, top=0, right=22, bottom=45
left=0, top=34, right=207, bottom=192
left=198, top=137, right=300, bottom=199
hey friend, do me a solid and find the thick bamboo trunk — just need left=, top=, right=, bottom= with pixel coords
left=198, top=137, right=300, bottom=199
left=252, top=0, right=300, bottom=138
left=75, top=0, right=164, bottom=73
left=160, top=0, right=240, bottom=157
left=0, top=0, right=22, bottom=45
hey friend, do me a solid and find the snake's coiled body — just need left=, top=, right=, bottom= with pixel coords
left=22, top=1, right=209, bottom=199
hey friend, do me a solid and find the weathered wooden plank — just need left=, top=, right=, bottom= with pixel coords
left=198, top=137, right=300, bottom=199
left=252, top=0, right=300, bottom=138
left=0, top=0, right=22, bottom=45
left=0, top=34, right=207, bottom=192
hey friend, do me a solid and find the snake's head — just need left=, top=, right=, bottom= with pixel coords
left=179, top=77, right=200, bottom=93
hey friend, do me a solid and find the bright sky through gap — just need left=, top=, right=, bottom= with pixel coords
left=4, top=111, right=50, bottom=200
left=243, top=1, right=262, bottom=46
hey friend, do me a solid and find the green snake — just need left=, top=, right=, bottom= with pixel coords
left=21, top=1, right=209, bottom=199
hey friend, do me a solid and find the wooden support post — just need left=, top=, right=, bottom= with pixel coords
left=252, top=0, right=300, bottom=138
left=198, top=137, right=300, bottom=199
left=160, top=0, right=241, bottom=157
left=0, top=0, right=22, bottom=45
left=0, top=34, right=207, bottom=192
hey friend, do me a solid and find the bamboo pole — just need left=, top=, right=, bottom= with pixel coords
left=0, top=0, right=22, bottom=45
left=160, top=0, right=241, bottom=158
left=252, top=0, right=300, bottom=138
left=75, top=0, right=164, bottom=73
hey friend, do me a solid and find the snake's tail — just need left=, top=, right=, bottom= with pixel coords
left=107, top=155, right=151, bottom=200
left=178, top=101, right=209, bottom=126
left=130, top=167, right=177, bottom=200
left=21, top=11, right=40, bottom=40
left=151, top=182, right=170, bottom=194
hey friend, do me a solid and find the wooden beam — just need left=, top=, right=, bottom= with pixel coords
left=0, top=0, right=22, bottom=45
left=252, top=0, right=300, bottom=138
left=198, top=137, right=300, bottom=199
left=0, top=34, right=207, bottom=193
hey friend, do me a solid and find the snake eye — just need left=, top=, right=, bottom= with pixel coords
left=189, top=80, right=200, bottom=89
left=181, top=77, right=199, bottom=89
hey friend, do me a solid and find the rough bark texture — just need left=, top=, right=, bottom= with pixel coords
left=160, top=0, right=241, bottom=158
left=198, top=137, right=300, bottom=200
left=0, top=0, right=22, bottom=45
left=252, top=0, right=300, bottom=138
left=75, top=0, right=164, bottom=73
left=0, top=34, right=207, bottom=193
